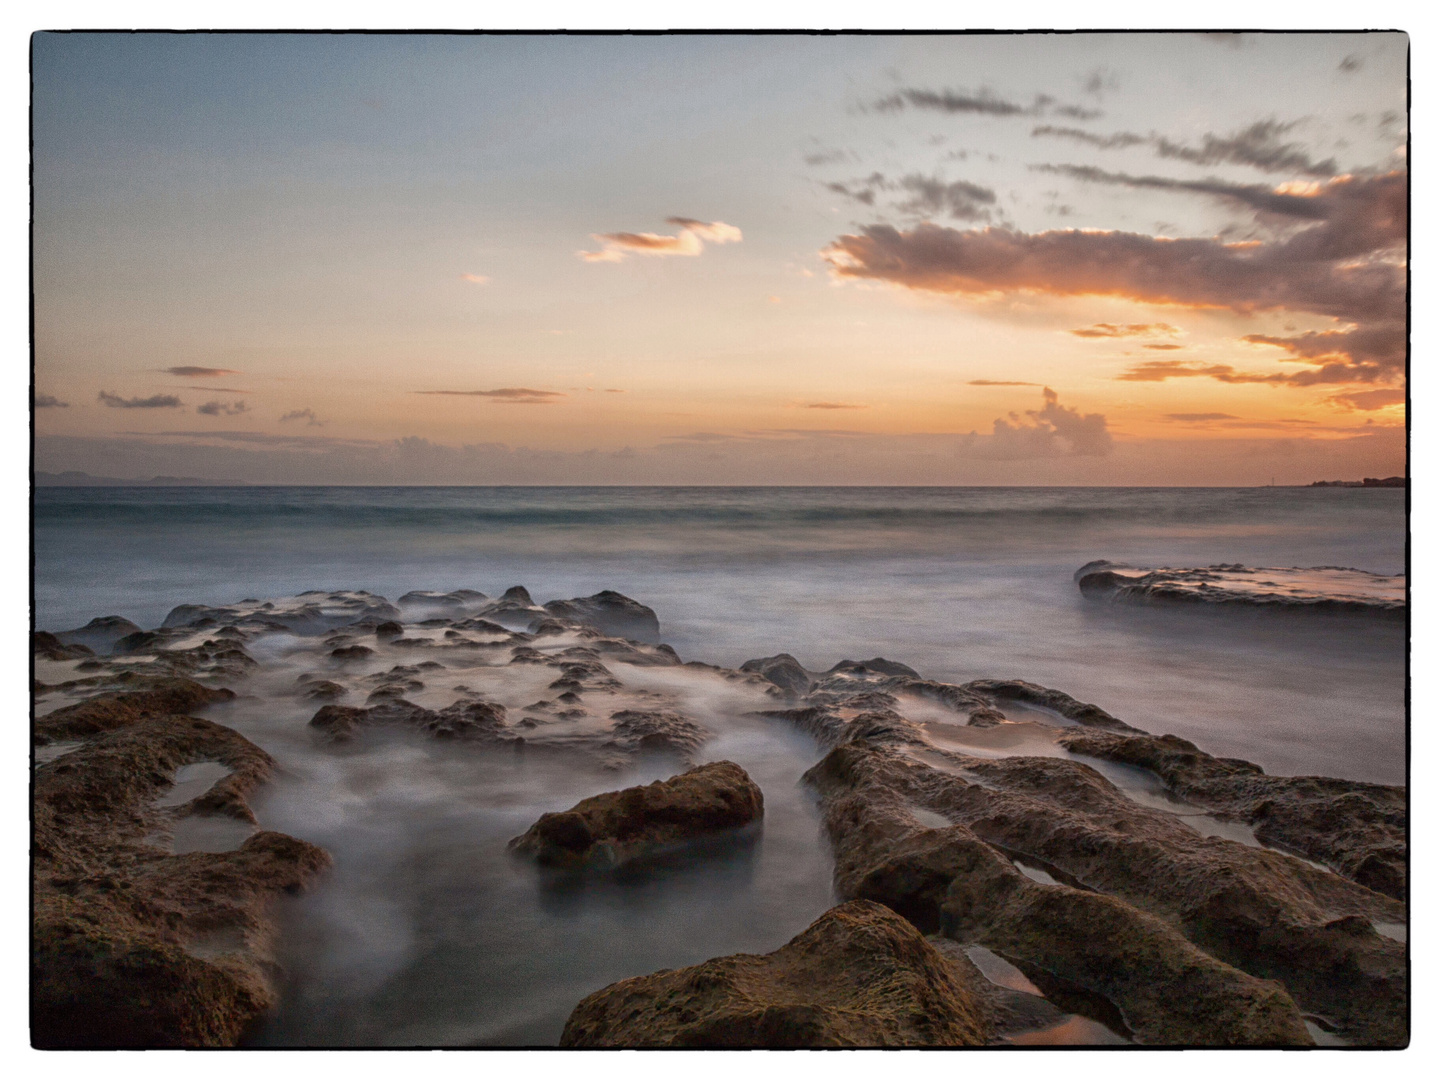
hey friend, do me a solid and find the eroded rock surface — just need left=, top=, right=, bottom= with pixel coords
left=542, top=590, right=661, bottom=643
left=510, top=760, right=763, bottom=870
left=32, top=715, right=330, bottom=1047
left=1076, top=560, right=1405, bottom=616
left=561, top=900, right=990, bottom=1047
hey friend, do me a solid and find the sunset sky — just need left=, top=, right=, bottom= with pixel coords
left=31, top=31, right=1408, bottom=484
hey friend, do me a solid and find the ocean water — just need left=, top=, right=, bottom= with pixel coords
left=34, top=485, right=1407, bottom=784
left=33, top=485, right=1408, bottom=1046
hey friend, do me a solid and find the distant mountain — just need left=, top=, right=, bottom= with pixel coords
left=34, top=471, right=242, bottom=487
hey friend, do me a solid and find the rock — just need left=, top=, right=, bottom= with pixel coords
left=32, top=714, right=330, bottom=1047
left=330, top=645, right=374, bottom=661
left=162, top=590, right=400, bottom=635
left=1076, top=563, right=1404, bottom=617
left=36, top=678, right=237, bottom=744
left=52, top=615, right=142, bottom=655
left=375, top=621, right=404, bottom=640
left=396, top=590, right=489, bottom=618
left=803, top=741, right=1314, bottom=1046
left=542, top=591, right=661, bottom=643
left=510, top=760, right=763, bottom=870
left=826, top=657, right=921, bottom=679
left=1059, top=728, right=1407, bottom=900
left=560, top=900, right=990, bottom=1046
left=739, top=654, right=812, bottom=696
left=607, top=709, right=709, bottom=759
left=309, top=698, right=509, bottom=741
left=961, top=678, right=1139, bottom=731
left=302, top=680, right=346, bottom=701
left=34, top=631, right=95, bottom=661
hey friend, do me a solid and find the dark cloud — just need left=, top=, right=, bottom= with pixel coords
left=1164, top=413, right=1241, bottom=422
left=969, top=379, right=1039, bottom=386
left=279, top=408, right=322, bottom=425
left=141, top=430, right=379, bottom=448
left=1195, top=32, right=1245, bottom=48
left=1339, top=54, right=1362, bottom=73
left=1071, top=322, right=1180, bottom=338
left=823, top=170, right=1406, bottom=385
left=172, top=385, right=247, bottom=393
left=804, top=148, right=850, bottom=166
left=826, top=172, right=996, bottom=221
left=1032, top=164, right=1334, bottom=219
left=872, top=87, right=1100, bottom=121
left=1329, top=388, right=1404, bottom=410
left=196, top=400, right=250, bottom=416
left=1033, top=120, right=1339, bottom=177
left=36, top=394, right=69, bottom=408
left=162, top=366, right=241, bottom=377
left=98, top=391, right=183, bottom=408
left=414, top=388, right=566, bottom=404
left=988, top=387, right=1112, bottom=458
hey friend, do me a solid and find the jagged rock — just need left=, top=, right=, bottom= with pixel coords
left=511, top=761, right=763, bottom=871
left=396, top=589, right=489, bottom=617
left=1059, top=728, right=1407, bottom=900
left=32, top=715, right=330, bottom=1047
left=961, top=679, right=1139, bottom=731
left=607, top=709, right=709, bottom=759
left=309, top=698, right=509, bottom=742
left=547, top=660, right=623, bottom=693
left=740, top=654, right=812, bottom=696
left=542, top=591, right=661, bottom=643
left=375, top=621, right=403, bottom=640
left=52, top=616, right=142, bottom=655
left=803, top=740, right=1314, bottom=1046
left=36, top=678, right=237, bottom=744
left=162, top=591, right=400, bottom=636
left=330, top=645, right=374, bottom=661
left=560, top=900, right=989, bottom=1047
left=826, top=658, right=921, bottom=679
left=34, top=631, right=95, bottom=661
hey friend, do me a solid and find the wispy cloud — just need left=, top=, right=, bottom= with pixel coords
left=280, top=408, right=323, bottom=426
left=36, top=393, right=69, bottom=408
left=196, top=400, right=250, bottom=416
left=873, top=87, right=1100, bottom=121
left=161, top=366, right=240, bottom=377
left=1032, top=119, right=1339, bottom=177
left=827, top=173, right=997, bottom=222
left=969, top=379, right=1039, bottom=386
left=800, top=401, right=868, bottom=410
left=580, top=217, right=742, bottom=263
left=414, top=388, right=566, bottom=404
left=1071, top=322, right=1180, bottom=339
left=1115, top=361, right=1285, bottom=384
left=1329, top=388, right=1405, bottom=411
left=1164, top=413, right=1241, bottom=422
left=460, top=273, right=490, bottom=284
left=99, top=391, right=183, bottom=408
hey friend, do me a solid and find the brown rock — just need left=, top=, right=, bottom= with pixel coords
left=32, top=715, right=330, bottom=1047
left=560, top=900, right=990, bottom=1047
left=35, top=677, right=236, bottom=744
left=510, top=760, right=763, bottom=870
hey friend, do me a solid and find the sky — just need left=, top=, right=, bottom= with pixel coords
left=30, top=31, right=1409, bottom=484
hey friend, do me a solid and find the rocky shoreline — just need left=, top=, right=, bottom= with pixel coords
left=33, top=585, right=1407, bottom=1048
left=1075, top=560, right=1406, bottom=616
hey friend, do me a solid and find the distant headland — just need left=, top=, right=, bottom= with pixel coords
left=1309, top=477, right=1407, bottom=488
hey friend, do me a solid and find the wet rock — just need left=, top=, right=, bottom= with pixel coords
left=961, top=679, right=1140, bottom=731
left=330, top=645, right=374, bottom=661
left=52, top=616, right=142, bottom=655
left=547, top=660, right=623, bottom=693
left=396, top=589, right=489, bottom=618
left=32, top=715, right=330, bottom=1047
left=560, top=900, right=989, bottom=1046
left=34, top=631, right=95, bottom=661
left=740, top=654, right=812, bottom=697
left=608, top=709, right=709, bottom=759
left=542, top=590, right=662, bottom=643
left=309, top=698, right=509, bottom=742
left=802, top=740, right=1314, bottom=1046
left=1059, top=728, right=1407, bottom=900
left=162, top=591, right=400, bottom=636
left=511, top=760, right=763, bottom=871
left=826, top=658, right=921, bottom=679
left=302, top=680, right=346, bottom=701
left=1076, top=563, right=1405, bottom=617
left=375, top=621, right=404, bottom=640
left=36, top=678, right=237, bottom=744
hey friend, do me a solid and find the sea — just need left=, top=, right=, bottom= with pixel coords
left=32, top=485, right=1408, bottom=1045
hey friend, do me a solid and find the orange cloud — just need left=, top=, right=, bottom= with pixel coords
left=414, top=388, right=565, bottom=404
left=1070, top=322, right=1180, bottom=338
left=824, top=171, right=1406, bottom=385
left=580, top=217, right=742, bottom=263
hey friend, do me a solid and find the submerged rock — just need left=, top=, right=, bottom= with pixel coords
left=560, top=900, right=990, bottom=1047
left=510, top=760, right=763, bottom=870
left=1076, top=562, right=1405, bottom=616
left=32, top=714, right=330, bottom=1047
left=309, top=698, right=509, bottom=742
left=162, top=590, right=400, bottom=635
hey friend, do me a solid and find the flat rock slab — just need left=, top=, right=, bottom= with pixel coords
left=561, top=900, right=991, bottom=1047
left=510, top=760, right=763, bottom=869
left=1075, top=561, right=1405, bottom=615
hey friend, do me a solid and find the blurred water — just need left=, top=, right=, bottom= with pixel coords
left=34, top=486, right=1407, bottom=783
